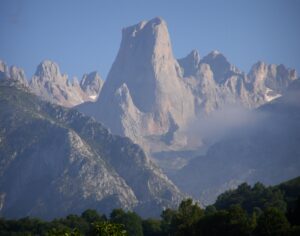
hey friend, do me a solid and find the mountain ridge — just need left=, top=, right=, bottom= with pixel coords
left=0, top=82, right=185, bottom=219
left=0, top=60, right=104, bottom=107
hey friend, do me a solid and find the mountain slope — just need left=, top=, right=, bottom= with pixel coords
left=0, top=83, right=184, bottom=219
left=171, top=80, right=300, bottom=205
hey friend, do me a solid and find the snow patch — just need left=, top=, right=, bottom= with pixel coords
left=89, top=95, right=97, bottom=100
left=265, top=88, right=281, bottom=102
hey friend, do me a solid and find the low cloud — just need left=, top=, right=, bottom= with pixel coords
left=183, top=104, right=266, bottom=148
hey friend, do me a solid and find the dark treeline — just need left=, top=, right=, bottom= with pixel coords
left=1, top=178, right=300, bottom=236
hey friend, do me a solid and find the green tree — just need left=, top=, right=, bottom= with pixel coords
left=255, top=207, right=290, bottom=236
left=160, top=208, right=177, bottom=235
left=204, top=205, right=217, bottom=216
left=197, top=206, right=253, bottom=236
left=226, top=205, right=253, bottom=236
left=142, top=218, right=162, bottom=236
left=215, top=182, right=287, bottom=214
left=172, top=199, right=204, bottom=236
left=91, top=221, right=127, bottom=236
left=57, top=214, right=89, bottom=234
left=81, top=209, right=106, bottom=224
left=110, top=209, right=143, bottom=236
left=196, top=210, right=230, bottom=236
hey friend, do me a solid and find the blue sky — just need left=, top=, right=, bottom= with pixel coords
left=1, top=0, right=300, bottom=80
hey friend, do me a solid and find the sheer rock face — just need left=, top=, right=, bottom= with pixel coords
left=0, top=85, right=184, bottom=219
left=88, top=17, right=195, bottom=151
left=77, top=17, right=298, bottom=153
left=30, top=60, right=104, bottom=107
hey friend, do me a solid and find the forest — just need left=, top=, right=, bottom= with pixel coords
left=1, top=177, right=300, bottom=236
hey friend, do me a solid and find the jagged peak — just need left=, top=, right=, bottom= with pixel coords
left=203, top=50, right=226, bottom=60
left=190, top=49, right=200, bottom=60
left=251, top=61, right=267, bottom=70
left=147, top=16, right=166, bottom=26
left=249, top=61, right=296, bottom=77
left=121, top=16, right=170, bottom=48
left=123, top=17, right=166, bottom=35
left=201, top=50, right=230, bottom=68
left=211, top=50, right=221, bottom=56
left=0, top=60, right=9, bottom=80
left=185, top=49, right=200, bottom=64
left=80, top=71, right=103, bottom=94
left=0, top=60, right=8, bottom=72
left=80, top=71, right=102, bottom=86
left=81, top=71, right=101, bottom=82
left=178, top=49, right=201, bottom=77
left=9, top=65, right=27, bottom=83
left=35, top=60, right=61, bottom=78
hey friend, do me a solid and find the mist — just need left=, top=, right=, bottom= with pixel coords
left=183, top=104, right=267, bottom=149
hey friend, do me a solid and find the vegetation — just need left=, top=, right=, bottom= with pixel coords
left=0, top=177, right=300, bottom=235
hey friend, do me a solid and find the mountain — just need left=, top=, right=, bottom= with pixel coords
left=77, top=17, right=195, bottom=153
left=78, top=17, right=297, bottom=158
left=179, top=50, right=297, bottom=114
left=30, top=60, right=103, bottom=107
left=0, top=82, right=184, bottom=219
left=171, top=79, right=300, bottom=205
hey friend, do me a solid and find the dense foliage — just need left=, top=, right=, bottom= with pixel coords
left=0, top=178, right=300, bottom=235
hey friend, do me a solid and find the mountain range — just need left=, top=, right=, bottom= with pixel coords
left=77, top=17, right=297, bottom=155
left=0, top=60, right=103, bottom=107
left=0, top=16, right=299, bottom=219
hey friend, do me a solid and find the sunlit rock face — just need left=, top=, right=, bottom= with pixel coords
left=78, top=17, right=298, bottom=155
left=84, top=17, right=195, bottom=152
left=30, top=60, right=104, bottom=107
